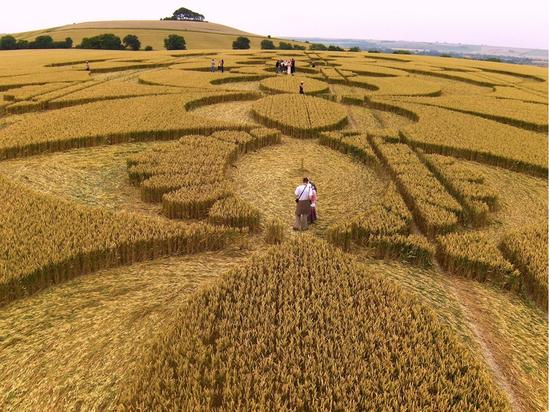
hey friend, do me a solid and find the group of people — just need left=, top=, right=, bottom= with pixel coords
left=210, top=59, right=225, bottom=73
left=293, top=177, right=318, bottom=231
left=275, top=58, right=296, bottom=75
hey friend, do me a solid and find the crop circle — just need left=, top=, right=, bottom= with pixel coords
left=251, top=94, right=348, bottom=137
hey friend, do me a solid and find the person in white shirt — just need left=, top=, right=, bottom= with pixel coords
left=293, top=177, right=312, bottom=231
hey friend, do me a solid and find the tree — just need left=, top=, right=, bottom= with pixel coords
left=144, top=45, right=153, bottom=51
left=16, top=39, right=29, bottom=49
left=261, top=39, right=275, bottom=50
left=278, top=41, right=293, bottom=50
left=232, top=36, right=250, bottom=50
left=349, top=46, right=361, bottom=52
left=25, top=35, right=72, bottom=49
left=164, top=34, right=186, bottom=50
left=328, top=45, right=344, bottom=52
left=29, top=35, right=54, bottom=49
left=0, top=35, right=18, bottom=50
left=78, top=34, right=123, bottom=50
left=309, top=43, right=328, bottom=51
left=123, top=34, right=141, bottom=51
left=163, top=7, right=205, bottom=21
left=293, top=44, right=306, bottom=50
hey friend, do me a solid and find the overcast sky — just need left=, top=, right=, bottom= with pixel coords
left=1, top=0, right=548, bottom=49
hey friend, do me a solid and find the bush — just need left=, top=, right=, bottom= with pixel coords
left=309, top=43, right=328, bottom=51
left=123, top=34, right=141, bottom=51
left=29, top=35, right=54, bottom=49
left=16, top=39, right=29, bottom=49
left=232, top=36, right=251, bottom=50
left=164, top=34, right=186, bottom=50
left=293, top=44, right=306, bottom=50
left=393, top=49, right=412, bottom=54
left=261, top=39, right=275, bottom=50
left=26, top=35, right=72, bottom=49
left=144, top=45, right=153, bottom=51
left=328, top=45, right=344, bottom=51
left=78, top=34, right=123, bottom=50
left=349, top=46, right=361, bottom=52
left=0, top=35, right=17, bottom=50
left=368, top=49, right=381, bottom=53
left=278, top=41, right=293, bottom=50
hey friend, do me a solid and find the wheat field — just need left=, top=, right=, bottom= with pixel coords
left=0, top=47, right=547, bottom=411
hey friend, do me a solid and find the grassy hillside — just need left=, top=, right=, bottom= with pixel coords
left=13, top=20, right=306, bottom=50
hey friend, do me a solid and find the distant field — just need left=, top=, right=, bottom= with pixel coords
left=0, top=48, right=547, bottom=411
left=13, top=20, right=306, bottom=50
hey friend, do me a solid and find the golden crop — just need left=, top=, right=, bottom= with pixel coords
left=492, top=86, right=548, bottom=104
left=318, top=131, right=378, bottom=166
left=500, top=224, right=548, bottom=308
left=119, top=236, right=509, bottom=410
left=128, top=130, right=281, bottom=220
left=139, top=68, right=267, bottom=90
left=384, top=99, right=548, bottom=177
left=0, top=93, right=250, bottom=159
left=251, top=94, right=348, bottom=138
left=436, top=231, right=519, bottom=287
left=48, top=79, right=184, bottom=109
left=263, top=218, right=286, bottom=244
left=208, top=196, right=261, bottom=231
left=371, top=137, right=463, bottom=236
left=0, top=70, right=90, bottom=91
left=421, top=153, right=497, bottom=226
left=361, top=76, right=442, bottom=97
left=2, top=82, right=69, bottom=102
left=0, top=176, right=231, bottom=307
left=392, top=94, right=548, bottom=132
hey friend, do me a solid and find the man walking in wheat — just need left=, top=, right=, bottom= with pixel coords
left=293, top=177, right=312, bottom=231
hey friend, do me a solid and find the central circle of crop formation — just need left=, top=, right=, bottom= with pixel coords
left=251, top=94, right=348, bottom=138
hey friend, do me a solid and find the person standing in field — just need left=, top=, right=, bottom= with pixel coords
left=220, top=59, right=225, bottom=73
left=275, top=60, right=280, bottom=74
left=85, top=61, right=90, bottom=71
left=309, top=183, right=317, bottom=224
left=293, top=177, right=312, bottom=231
left=299, top=81, right=305, bottom=94
left=287, top=60, right=292, bottom=75
left=291, top=58, right=296, bottom=75
left=210, top=59, right=216, bottom=73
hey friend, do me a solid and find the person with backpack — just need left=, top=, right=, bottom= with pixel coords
left=293, top=177, right=312, bottom=231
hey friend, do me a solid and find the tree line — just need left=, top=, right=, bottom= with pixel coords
left=0, top=33, right=360, bottom=52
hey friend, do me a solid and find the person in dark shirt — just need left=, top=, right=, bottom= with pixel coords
left=275, top=60, right=280, bottom=74
left=299, top=81, right=304, bottom=94
left=291, top=58, right=296, bottom=75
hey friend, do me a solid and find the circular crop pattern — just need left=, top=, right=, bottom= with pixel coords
left=260, top=75, right=329, bottom=95
left=251, top=94, right=348, bottom=137
left=120, top=237, right=509, bottom=410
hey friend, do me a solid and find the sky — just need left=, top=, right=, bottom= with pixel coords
left=1, top=0, right=548, bottom=49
